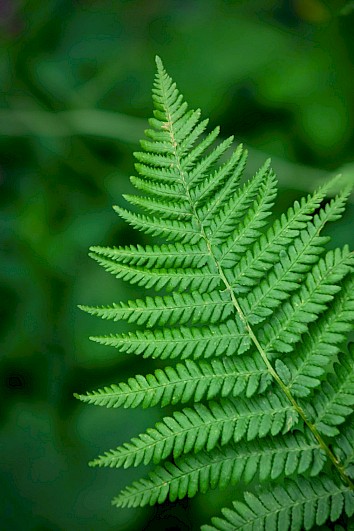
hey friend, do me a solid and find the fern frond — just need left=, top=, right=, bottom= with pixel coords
left=77, top=57, right=354, bottom=529
left=230, top=181, right=343, bottom=293
left=129, top=175, right=184, bottom=199
left=113, top=206, right=202, bottom=243
left=213, top=164, right=276, bottom=259
left=90, top=319, right=250, bottom=360
left=90, top=393, right=296, bottom=469
left=258, top=247, right=352, bottom=357
left=309, top=350, right=354, bottom=437
left=80, top=289, right=235, bottom=327
left=89, top=242, right=208, bottom=269
left=195, top=144, right=246, bottom=218
left=240, top=192, right=349, bottom=326
left=75, top=355, right=271, bottom=409
left=287, top=276, right=354, bottom=397
left=113, top=432, right=325, bottom=508
left=202, top=475, right=354, bottom=531
left=123, top=194, right=192, bottom=220
left=89, top=252, right=219, bottom=293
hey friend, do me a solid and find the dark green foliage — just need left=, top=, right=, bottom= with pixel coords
left=76, top=58, right=354, bottom=530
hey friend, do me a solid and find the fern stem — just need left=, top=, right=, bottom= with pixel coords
left=158, top=68, right=354, bottom=490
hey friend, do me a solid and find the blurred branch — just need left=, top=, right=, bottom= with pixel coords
left=339, top=1, right=354, bottom=16
left=1, top=108, right=353, bottom=199
left=0, top=109, right=144, bottom=143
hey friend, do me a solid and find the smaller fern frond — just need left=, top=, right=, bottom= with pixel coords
left=113, top=432, right=325, bottom=508
left=89, top=393, right=296, bottom=469
left=89, top=252, right=219, bottom=293
left=89, top=241, right=208, bottom=269
left=287, top=276, right=354, bottom=397
left=202, top=475, right=354, bottom=531
left=74, top=355, right=271, bottom=409
left=333, top=423, right=354, bottom=476
left=241, top=229, right=327, bottom=326
left=122, top=194, right=192, bottom=220
left=202, top=158, right=266, bottom=242
left=79, top=289, right=234, bottom=328
left=181, top=126, right=220, bottom=171
left=213, top=165, right=276, bottom=256
left=129, top=175, right=183, bottom=199
left=240, top=191, right=350, bottom=326
left=231, top=180, right=341, bottom=293
left=308, top=350, right=354, bottom=437
left=113, top=206, right=201, bottom=244
left=90, top=319, right=250, bottom=360
left=187, top=136, right=235, bottom=189
left=259, top=247, right=352, bottom=357
left=196, top=144, right=246, bottom=219
left=190, top=141, right=242, bottom=206
left=133, top=162, right=178, bottom=182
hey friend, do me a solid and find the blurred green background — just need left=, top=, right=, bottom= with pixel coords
left=1, top=1, right=354, bottom=529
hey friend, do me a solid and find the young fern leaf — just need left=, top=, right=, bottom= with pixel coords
left=76, top=57, right=354, bottom=530
left=113, top=432, right=326, bottom=508
left=202, top=476, right=354, bottom=531
left=307, top=350, right=354, bottom=437
left=75, top=355, right=270, bottom=409
left=89, top=318, right=251, bottom=360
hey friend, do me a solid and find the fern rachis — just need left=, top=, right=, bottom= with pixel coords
left=76, top=57, right=354, bottom=530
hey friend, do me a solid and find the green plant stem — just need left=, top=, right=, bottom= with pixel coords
left=162, top=87, right=354, bottom=490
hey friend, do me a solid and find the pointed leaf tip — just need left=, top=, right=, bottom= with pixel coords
left=321, top=173, right=351, bottom=194
left=155, top=55, right=163, bottom=68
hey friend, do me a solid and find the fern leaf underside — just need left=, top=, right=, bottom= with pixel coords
left=76, top=57, right=354, bottom=530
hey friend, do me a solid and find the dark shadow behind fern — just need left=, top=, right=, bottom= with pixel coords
left=75, top=57, right=354, bottom=530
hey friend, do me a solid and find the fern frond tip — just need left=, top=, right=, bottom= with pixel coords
left=155, top=55, right=163, bottom=69
left=73, top=392, right=96, bottom=405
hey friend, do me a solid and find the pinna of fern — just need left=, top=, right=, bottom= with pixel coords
left=76, top=56, right=354, bottom=530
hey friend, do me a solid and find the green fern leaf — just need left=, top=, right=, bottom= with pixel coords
left=308, top=350, right=354, bottom=437
left=196, top=144, right=246, bottom=220
left=80, top=289, right=235, bottom=328
left=258, top=247, right=352, bottom=357
left=89, top=392, right=296, bottom=469
left=287, top=276, right=354, bottom=397
left=230, top=181, right=342, bottom=293
left=76, top=57, right=354, bottom=530
left=75, top=355, right=270, bottom=409
left=114, top=432, right=325, bottom=508
left=202, top=475, right=354, bottom=531
left=90, top=319, right=250, bottom=360
left=89, top=251, right=219, bottom=293
left=333, top=421, right=354, bottom=478
left=89, top=241, right=209, bottom=268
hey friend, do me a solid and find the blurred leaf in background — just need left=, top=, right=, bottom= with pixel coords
left=1, top=0, right=353, bottom=529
